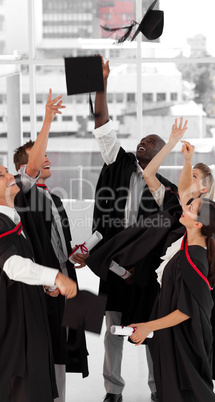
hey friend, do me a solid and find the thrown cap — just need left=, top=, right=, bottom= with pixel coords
left=64, top=56, right=104, bottom=96
left=101, top=0, right=164, bottom=43
left=132, top=0, right=164, bottom=41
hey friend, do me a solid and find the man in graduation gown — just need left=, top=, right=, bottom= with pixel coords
left=13, top=91, right=89, bottom=402
left=0, top=164, right=78, bottom=402
left=90, top=57, right=180, bottom=402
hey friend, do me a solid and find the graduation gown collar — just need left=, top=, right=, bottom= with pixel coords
left=36, top=183, right=49, bottom=191
left=180, top=233, right=213, bottom=291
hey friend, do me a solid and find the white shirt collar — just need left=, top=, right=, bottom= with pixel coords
left=136, top=161, right=143, bottom=174
left=0, top=205, right=20, bottom=225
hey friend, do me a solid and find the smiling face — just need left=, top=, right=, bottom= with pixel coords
left=136, top=134, right=165, bottom=168
left=25, top=148, right=52, bottom=182
left=0, top=165, right=20, bottom=206
left=40, top=153, right=52, bottom=181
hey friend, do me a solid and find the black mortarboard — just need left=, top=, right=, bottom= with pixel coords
left=101, top=0, right=164, bottom=43
left=62, top=290, right=107, bottom=335
left=132, top=0, right=164, bottom=41
left=64, top=56, right=104, bottom=116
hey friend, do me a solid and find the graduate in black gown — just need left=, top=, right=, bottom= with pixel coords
left=0, top=165, right=78, bottom=402
left=89, top=56, right=180, bottom=402
left=129, top=197, right=215, bottom=402
left=13, top=90, right=89, bottom=402
left=86, top=119, right=215, bottom=400
left=86, top=122, right=215, bottom=327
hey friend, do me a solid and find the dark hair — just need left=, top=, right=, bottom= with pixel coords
left=13, top=140, right=35, bottom=171
left=194, top=163, right=215, bottom=200
left=197, top=198, right=215, bottom=287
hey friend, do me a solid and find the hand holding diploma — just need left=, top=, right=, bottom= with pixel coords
left=45, top=285, right=60, bottom=296
left=128, top=322, right=154, bottom=345
left=69, top=231, right=103, bottom=266
left=111, top=325, right=154, bottom=338
left=109, top=261, right=131, bottom=280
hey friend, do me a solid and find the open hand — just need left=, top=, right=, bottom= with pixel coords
left=169, top=117, right=188, bottom=144
left=45, top=88, right=66, bottom=122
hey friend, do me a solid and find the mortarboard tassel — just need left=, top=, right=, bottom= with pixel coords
left=100, top=20, right=138, bottom=43
left=89, top=93, right=101, bottom=118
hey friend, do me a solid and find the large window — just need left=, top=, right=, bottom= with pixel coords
left=0, top=0, right=215, bottom=199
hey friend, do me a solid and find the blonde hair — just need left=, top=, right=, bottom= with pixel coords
left=194, top=163, right=215, bottom=201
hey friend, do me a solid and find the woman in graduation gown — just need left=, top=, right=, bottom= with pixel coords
left=129, top=197, right=215, bottom=402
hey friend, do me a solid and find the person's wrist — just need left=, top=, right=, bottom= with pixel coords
left=103, top=78, right=108, bottom=88
left=44, top=113, right=53, bottom=123
left=55, top=271, right=62, bottom=286
left=184, top=159, right=192, bottom=164
left=168, top=138, right=179, bottom=146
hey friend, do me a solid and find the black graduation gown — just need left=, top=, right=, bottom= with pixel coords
left=148, top=237, right=215, bottom=402
left=14, top=178, right=89, bottom=377
left=91, top=147, right=180, bottom=312
left=0, top=213, right=58, bottom=402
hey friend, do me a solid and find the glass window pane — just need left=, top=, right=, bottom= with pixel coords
left=1, top=0, right=215, bottom=202
left=2, top=0, right=28, bottom=57
left=34, top=62, right=138, bottom=198
left=159, top=0, right=215, bottom=58
left=36, top=0, right=137, bottom=59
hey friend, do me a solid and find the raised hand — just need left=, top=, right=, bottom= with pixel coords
left=94, top=54, right=110, bottom=81
left=181, top=140, right=195, bottom=161
left=45, top=88, right=66, bottom=123
left=169, top=117, right=188, bottom=144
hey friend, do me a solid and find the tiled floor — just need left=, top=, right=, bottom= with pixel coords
left=66, top=266, right=152, bottom=402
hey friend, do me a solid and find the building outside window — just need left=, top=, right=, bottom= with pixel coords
left=0, top=0, right=215, bottom=202
left=157, top=93, right=166, bottom=102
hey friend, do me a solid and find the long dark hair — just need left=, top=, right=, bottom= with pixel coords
left=197, top=198, right=215, bottom=287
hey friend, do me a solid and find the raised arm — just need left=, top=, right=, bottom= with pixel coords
left=26, top=89, right=66, bottom=178
left=142, top=118, right=188, bottom=193
left=94, top=55, right=110, bottom=129
left=93, top=56, right=120, bottom=165
left=178, top=140, right=195, bottom=207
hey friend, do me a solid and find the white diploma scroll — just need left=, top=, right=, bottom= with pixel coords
left=109, top=261, right=131, bottom=280
left=47, top=285, right=58, bottom=292
left=110, top=325, right=154, bottom=338
left=69, top=231, right=103, bottom=264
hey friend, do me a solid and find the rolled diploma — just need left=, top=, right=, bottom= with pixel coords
left=109, top=261, right=131, bottom=280
left=111, top=325, right=154, bottom=338
left=69, top=231, right=103, bottom=264
left=47, top=285, right=58, bottom=292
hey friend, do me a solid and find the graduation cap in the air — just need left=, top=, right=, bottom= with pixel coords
left=101, top=0, right=164, bottom=43
left=62, top=290, right=107, bottom=335
left=64, top=56, right=104, bottom=116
